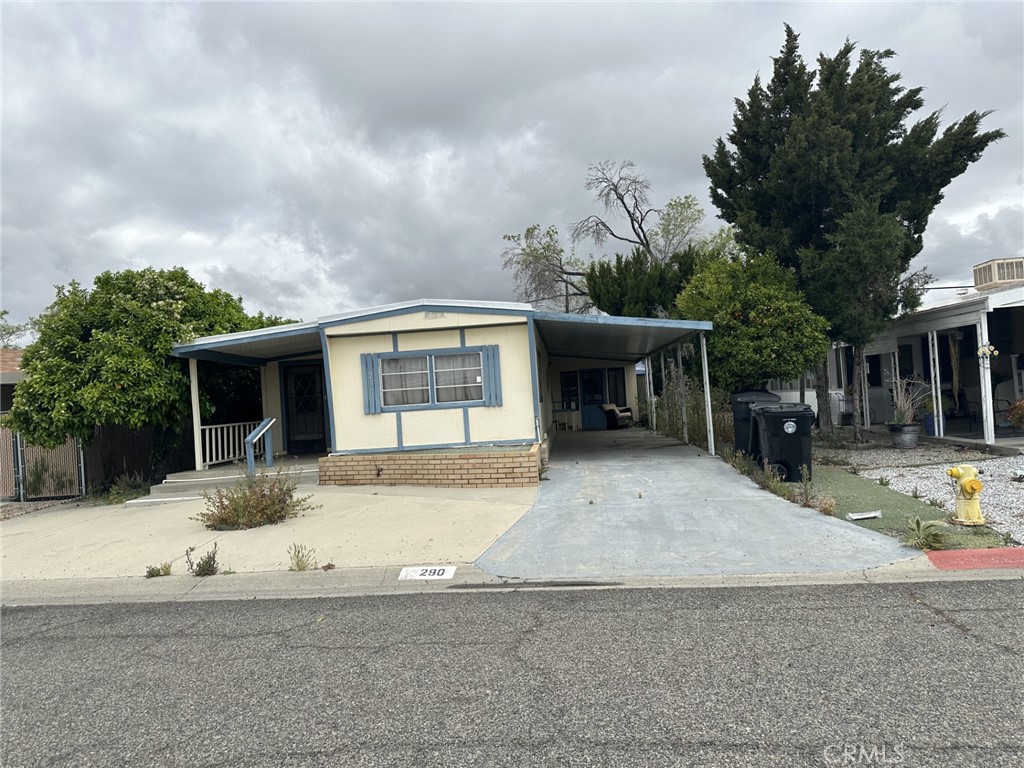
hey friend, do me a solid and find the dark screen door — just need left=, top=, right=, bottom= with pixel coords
left=284, top=364, right=326, bottom=453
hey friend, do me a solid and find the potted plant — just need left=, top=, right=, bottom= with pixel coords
left=1007, top=399, right=1024, bottom=431
left=922, top=393, right=953, bottom=436
left=886, top=374, right=931, bottom=448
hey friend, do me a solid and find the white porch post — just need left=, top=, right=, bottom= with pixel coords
left=927, top=331, right=944, bottom=437
left=977, top=315, right=996, bottom=444
left=860, top=348, right=870, bottom=428
left=677, top=343, right=689, bottom=444
left=189, top=358, right=203, bottom=471
left=700, top=332, right=715, bottom=456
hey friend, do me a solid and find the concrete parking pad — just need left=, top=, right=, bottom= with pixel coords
left=476, top=430, right=917, bottom=579
left=1, top=485, right=536, bottom=580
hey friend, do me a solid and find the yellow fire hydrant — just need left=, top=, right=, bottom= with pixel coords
left=947, top=464, right=985, bottom=526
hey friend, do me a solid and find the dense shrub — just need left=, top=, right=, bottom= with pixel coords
left=194, top=471, right=318, bottom=530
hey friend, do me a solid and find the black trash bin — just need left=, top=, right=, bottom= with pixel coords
left=730, top=390, right=782, bottom=454
left=748, top=402, right=815, bottom=482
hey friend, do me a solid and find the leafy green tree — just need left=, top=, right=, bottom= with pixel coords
left=501, top=224, right=589, bottom=312
left=0, top=309, right=29, bottom=348
left=703, top=25, right=1004, bottom=432
left=4, top=267, right=281, bottom=449
left=676, top=254, right=830, bottom=394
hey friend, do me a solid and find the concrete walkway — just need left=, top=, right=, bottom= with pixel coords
left=476, top=430, right=917, bottom=579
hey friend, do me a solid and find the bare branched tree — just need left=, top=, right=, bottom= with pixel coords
left=570, top=161, right=704, bottom=264
left=570, top=160, right=657, bottom=258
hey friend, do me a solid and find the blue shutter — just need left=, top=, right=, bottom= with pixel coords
left=360, top=353, right=382, bottom=414
left=482, top=345, right=502, bottom=407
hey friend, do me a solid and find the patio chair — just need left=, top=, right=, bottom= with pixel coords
left=600, top=403, right=633, bottom=430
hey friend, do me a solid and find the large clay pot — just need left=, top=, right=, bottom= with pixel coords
left=888, top=423, right=920, bottom=449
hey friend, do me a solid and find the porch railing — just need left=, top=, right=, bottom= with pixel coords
left=201, top=421, right=260, bottom=469
left=245, top=417, right=276, bottom=477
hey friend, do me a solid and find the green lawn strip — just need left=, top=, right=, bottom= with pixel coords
left=811, top=466, right=1004, bottom=550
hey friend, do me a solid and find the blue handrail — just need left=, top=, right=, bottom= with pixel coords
left=244, top=417, right=276, bottom=477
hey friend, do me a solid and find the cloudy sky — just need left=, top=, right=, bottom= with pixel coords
left=3, top=2, right=1022, bottom=328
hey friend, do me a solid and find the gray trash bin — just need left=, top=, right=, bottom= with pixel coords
left=730, top=390, right=782, bottom=455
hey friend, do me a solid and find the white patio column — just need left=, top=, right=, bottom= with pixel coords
left=647, top=356, right=657, bottom=432
left=700, top=332, right=715, bottom=456
left=860, top=348, right=870, bottom=428
left=927, top=331, right=944, bottom=437
left=189, top=358, right=203, bottom=471
left=977, top=315, right=996, bottom=444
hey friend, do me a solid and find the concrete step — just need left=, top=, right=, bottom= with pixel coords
left=149, top=466, right=320, bottom=498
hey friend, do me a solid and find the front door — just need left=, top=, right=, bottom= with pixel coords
left=580, top=368, right=607, bottom=430
left=284, top=364, right=326, bottom=453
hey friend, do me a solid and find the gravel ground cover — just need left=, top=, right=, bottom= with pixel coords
left=814, top=431, right=1024, bottom=546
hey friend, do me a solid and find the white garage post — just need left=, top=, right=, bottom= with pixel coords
left=977, top=315, right=996, bottom=444
left=928, top=331, right=944, bottom=437
left=677, top=343, right=689, bottom=444
left=860, top=348, right=870, bottom=429
left=700, top=332, right=715, bottom=456
left=189, top=357, right=203, bottom=471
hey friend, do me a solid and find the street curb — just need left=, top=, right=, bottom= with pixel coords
left=3, top=558, right=1022, bottom=607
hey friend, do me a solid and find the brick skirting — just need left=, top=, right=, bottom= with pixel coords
left=319, top=444, right=540, bottom=488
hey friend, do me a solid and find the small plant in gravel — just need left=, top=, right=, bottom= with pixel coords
left=878, top=476, right=891, bottom=487
left=287, top=543, right=319, bottom=571
left=905, top=517, right=946, bottom=550
left=796, top=465, right=813, bottom=507
left=194, top=470, right=319, bottom=530
left=145, top=562, right=172, bottom=578
left=927, top=498, right=946, bottom=510
left=185, top=543, right=219, bottom=576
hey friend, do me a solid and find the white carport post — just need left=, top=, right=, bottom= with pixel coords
left=860, top=348, right=870, bottom=428
left=927, top=331, right=944, bottom=437
left=700, top=332, right=715, bottom=456
left=646, top=356, right=656, bottom=432
left=189, top=358, right=203, bottom=471
left=677, top=343, right=689, bottom=444
left=976, top=314, right=996, bottom=444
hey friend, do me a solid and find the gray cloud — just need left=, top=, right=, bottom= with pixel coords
left=2, top=2, right=1021, bottom=328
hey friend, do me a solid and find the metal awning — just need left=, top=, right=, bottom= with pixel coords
left=172, top=303, right=713, bottom=366
left=532, top=312, right=712, bottom=363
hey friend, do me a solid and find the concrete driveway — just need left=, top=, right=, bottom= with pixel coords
left=476, top=430, right=916, bottom=579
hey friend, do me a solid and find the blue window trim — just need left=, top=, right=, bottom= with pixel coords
left=361, top=345, right=501, bottom=415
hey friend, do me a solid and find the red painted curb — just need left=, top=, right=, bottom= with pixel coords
left=926, top=548, right=1024, bottom=570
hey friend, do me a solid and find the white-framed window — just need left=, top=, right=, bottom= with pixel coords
left=361, top=345, right=501, bottom=413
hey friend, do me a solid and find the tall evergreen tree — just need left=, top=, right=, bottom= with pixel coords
left=703, top=25, right=1004, bottom=434
left=585, top=245, right=700, bottom=318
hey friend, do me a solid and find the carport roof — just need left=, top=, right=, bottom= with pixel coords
left=171, top=299, right=712, bottom=366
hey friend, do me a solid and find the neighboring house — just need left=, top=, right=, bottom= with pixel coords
left=770, top=258, right=1024, bottom=445
left=0, top=348, right=25, bottom=411
left=171, top=299, right=713, bottom=487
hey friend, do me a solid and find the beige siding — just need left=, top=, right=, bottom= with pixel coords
left=325, top=315, right=538, bottom=452
left=397, top=330, right=461, bottom=351
left=327, top=334, right=400, bottom=451
left=464, top=324, right=536, bottom=443
left=400, top=408, right=465, bottom=447
left=262, top=361, right=284, bottom=450
left=323, top=311, right=527, bottom=338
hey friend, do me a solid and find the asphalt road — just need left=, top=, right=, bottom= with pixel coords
left=2, top=581, right=1022, bottom=768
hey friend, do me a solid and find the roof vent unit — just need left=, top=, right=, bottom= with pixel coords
left=972, top=258, right=1024, bottom=291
